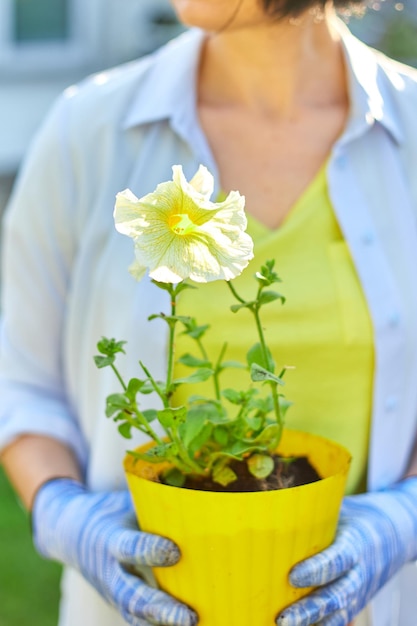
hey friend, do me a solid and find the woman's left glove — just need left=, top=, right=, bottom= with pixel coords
left=32, top=478, right=197, bottom=626
left=276, top=476, right=417, bottom=626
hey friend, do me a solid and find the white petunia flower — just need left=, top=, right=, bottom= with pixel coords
left=114, top=165, right=254, bottom=283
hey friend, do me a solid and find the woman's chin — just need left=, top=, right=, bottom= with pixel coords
left=170, top=0, right=266, bottom=32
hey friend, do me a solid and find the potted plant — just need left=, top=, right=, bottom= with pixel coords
left=95, top=165, right=351, bottom=626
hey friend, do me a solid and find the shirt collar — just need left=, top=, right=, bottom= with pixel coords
left=122, top=28, right=205, bottom=135
left=122, top=20, right=403, bottom=145
left=336, top=19, right=403, bottom=145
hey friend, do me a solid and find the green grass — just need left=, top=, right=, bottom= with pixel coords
left=0, top=467, right=61, bottom=626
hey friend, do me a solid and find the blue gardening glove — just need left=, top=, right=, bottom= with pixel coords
left=276, top=476, right=417, bottom=626
left=32, top=478, right=197, bottom=626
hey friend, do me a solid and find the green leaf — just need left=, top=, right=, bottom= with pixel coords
left=279, top=397, right=293, bottom=418
left=213, top=426, right=229, bottom=447
left=112, top=410, right=128, bottom=423
left=230, top=301, right=255, bottom=313
left=229, top=441, right=261, bottom=457
left=162, top=467, right=186, bottom=487
left=246, top=415, right=264, bottom=432
left=126, top=378, right=144, bottom=399
left=118, top=422, right=133, bottom=439
left=187, top=394, right=210, bottom=404
left=142, top=409, right=158, bottom=423
left=222, top=388, right=258, bottom=407
left=175, top=315, right=194, bottom=325
left=212, top=465, right=237, bottom=487
left=150, top=280, right=194, bottom=297
left=150, top=280, right=174, bottom=293
left=147, top=314, right=186, bottom=328
left=250, top=363, right=284, bottom=385
left=207, top=450, right=245, bottom=467
left=222, top=388, right=244, bottom=405
left=188, top=423, right=213, bottom=456
left=190, top=326, right=210, bottom=339
left=258, top=290, right=285, bottom=306
left=247, top=454, right=274, bottom=479
left=157, top=407, right=187, bottom=429
left=147, top=313, right=164, bottom=322
left=174, top=368, right=214, bottom=384
left=255, top=260, right=282, bottom=287
left=128, top=442, right=179, bottom=464
left=173, top=282, right=196, bottom=296
left=254, top=424, right=281, bottom=445
left=178, top=353, right=211, bottom=368
left=219, top=360, right=247, bottom=370
left=252, top=396, right=274, bottom=413
left=105, top=393, right=130, bottom=417
left=180, top=318, right=210, bottom=340
left=96, top=337, right=126, bottom=357
left=138, top=380, right=155, bottom=395
left=246, top=343, right=275, bottom=372
left=182, top=412, right=208, bottom=449
left=187, top=401, right=228, bottom=424
left=94, top=355, right=115, bottom=369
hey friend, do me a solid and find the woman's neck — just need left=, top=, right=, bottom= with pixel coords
left=198, top=7, right=348, bottom=119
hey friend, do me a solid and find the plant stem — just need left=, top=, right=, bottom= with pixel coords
left=107, top=349, right=170, bottom=445
left=226, top=279, right=283, bottom=430
left=197, top=338, right=209, bottom=362
left=194, top=336, right=221, bottom=398
left=252, top=303, right=269, bottom=372
left=213, top=342, right=228, bottom=402
left=139, top=361, right=169, bottom=408
left=226, top=280, right=246, bottom=304
left=110, top=360, right=165, bottom=444
left=111, top=364, right=127, bottom=391
left=166, top=287, right=177, bottom=396
left=252, top=301, right=282, bottom=430
left=127, top=407, right=165, bottom=446
left=172, top=433, right=205, bottom=474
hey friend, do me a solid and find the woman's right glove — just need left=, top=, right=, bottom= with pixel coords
left=32, top=478, right=198, bottom=626
left=276, top=476, right=417, bottom=626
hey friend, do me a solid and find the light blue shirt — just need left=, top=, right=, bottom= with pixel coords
left=1, top=20, right=417, bottom=626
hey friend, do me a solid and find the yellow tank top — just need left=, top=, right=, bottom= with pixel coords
left=173, top=167, right=374, bottom=494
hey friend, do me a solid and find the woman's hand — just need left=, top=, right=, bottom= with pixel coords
left=32, top=478, right=198, bottom=626
left=276, top=477, right=417, bottom=626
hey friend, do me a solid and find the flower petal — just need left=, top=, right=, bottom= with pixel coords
left=128, top=258, right=148, bottom=281
left=189, top=165, right=214, bottom=199
left=114, top=165, right=254, bottom=283
left=173, top=164, right=214, bottom=204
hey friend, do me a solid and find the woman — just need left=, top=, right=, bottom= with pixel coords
left=1, top=1, right=417, bottom=625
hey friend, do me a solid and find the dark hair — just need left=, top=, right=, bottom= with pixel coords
left=262, top=0, right=364, bottom=17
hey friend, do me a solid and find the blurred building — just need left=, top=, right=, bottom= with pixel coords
left=0, top=0, right=183, bottom=174
left=0, top=0, right=417, bottom=178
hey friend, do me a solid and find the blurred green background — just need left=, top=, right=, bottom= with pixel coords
left=0, top=468, right=61, bottom=626
left=1, top=2, right=417, bottom=626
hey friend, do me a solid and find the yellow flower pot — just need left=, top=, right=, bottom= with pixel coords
left=124, top=429, right=351, bottom=626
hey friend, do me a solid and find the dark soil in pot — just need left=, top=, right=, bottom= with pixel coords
left=167, top=455, right=321, bottom=492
